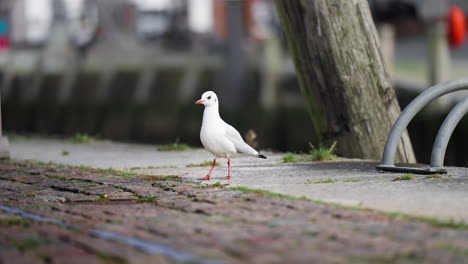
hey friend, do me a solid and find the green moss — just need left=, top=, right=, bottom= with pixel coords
left=96, top=197, right=110, bottom=202
left=306, top=178, right=337, bottom=184
left=228, top=186, right=308, bottom=200
left=96, top=251, right=128, bottom=264
left=129, top=165, right=177, bottom=170
left=392, top=174, right=415, bottom=181
left=187, top=160, right=219, bottom=167
left=199, top=181, right=227, bottom=188
left=385, top=212, right=468, bottom=229
left=5, top=133, right=46, bottom=141
left=141, top=175, right=182, bottom=182
left=313, top=199, right=468, bottom=230
left=137, top=196, right=158, bottom=203
left=344, top=179, right=361, bottom=182
left=61, top=150, right=70, bottom=156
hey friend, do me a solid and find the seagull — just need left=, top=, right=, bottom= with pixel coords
left=195, top=91, right=267, bottom=180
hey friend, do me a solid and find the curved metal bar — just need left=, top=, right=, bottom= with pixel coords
left=430, top=95, right=468, bottom=168
left=381, top=78, right=468, bottom=166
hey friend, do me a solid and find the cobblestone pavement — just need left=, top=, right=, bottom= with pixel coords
left=1, top=160, right=468, bottom=264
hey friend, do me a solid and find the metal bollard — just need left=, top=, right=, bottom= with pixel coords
left=377, top=78, right=468, bottom=174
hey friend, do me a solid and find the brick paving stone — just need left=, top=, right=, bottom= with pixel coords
left=1, top=160, right=468, bottom=263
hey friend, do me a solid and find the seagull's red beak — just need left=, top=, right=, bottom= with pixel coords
left=195, top=100, right=205, bottom=104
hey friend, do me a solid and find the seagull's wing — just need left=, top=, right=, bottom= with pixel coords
left=223, top=123, right=259, bottom=156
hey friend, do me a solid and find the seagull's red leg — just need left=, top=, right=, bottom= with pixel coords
left=198, top=159, right=216, bottom=180
left=222, top=158, right=231, bottom=180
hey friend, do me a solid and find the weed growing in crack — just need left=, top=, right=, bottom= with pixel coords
left=309, top=141, right=337, bottom=161
left=282, top=142, right=337, bottom=163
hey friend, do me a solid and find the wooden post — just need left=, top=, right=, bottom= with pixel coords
left=275, top=0, right=416, bottom=162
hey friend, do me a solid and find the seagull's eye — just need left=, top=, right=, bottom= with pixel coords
left=207, top=96, right=212, bottom=100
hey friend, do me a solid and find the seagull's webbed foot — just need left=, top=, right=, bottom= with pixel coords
left=221, top=176, right=230, bottom=180
left=198, top=175, right=211, bottom=181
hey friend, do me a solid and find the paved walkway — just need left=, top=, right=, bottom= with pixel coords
left=2, top=159, right=468, bottom=263
left=9, top=139, right=468, bottom=223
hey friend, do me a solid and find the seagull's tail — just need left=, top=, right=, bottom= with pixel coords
left=258, top=154, right=267, bottom=159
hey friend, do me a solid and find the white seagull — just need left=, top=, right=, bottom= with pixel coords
left=195, top=91, right=267, bottom=180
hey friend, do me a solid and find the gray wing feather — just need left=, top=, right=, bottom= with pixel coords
left=224, top=124, right=258, bottom=156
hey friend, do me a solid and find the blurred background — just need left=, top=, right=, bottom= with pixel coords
left=0, top=0, right=467, bottom=166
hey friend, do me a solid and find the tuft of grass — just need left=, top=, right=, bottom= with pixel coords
left=392, top=174, right=415, bottom=181
left=309, top=141, right=337, bottom=161
left=228, top=186, right=308, bottom=201
left=282, top=152, right=305, bottom=163
left=306, top=178, right=337, bottom=184
left=187, top=160, right=220, bottom=167
left=61, top=150, right=70, bottom=156
left=67, top=133, right=95, bottom=143
left=344, top=179, right=361, bottom=183
left=158, top=138, right=192, bottom=151
left=282, top=141, right=337, bottom=163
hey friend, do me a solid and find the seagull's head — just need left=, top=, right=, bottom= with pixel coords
left=195, top=91, right=218, bottom=107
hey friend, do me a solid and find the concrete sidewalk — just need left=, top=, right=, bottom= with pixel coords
left=9, top=138, right=468, bottom=223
